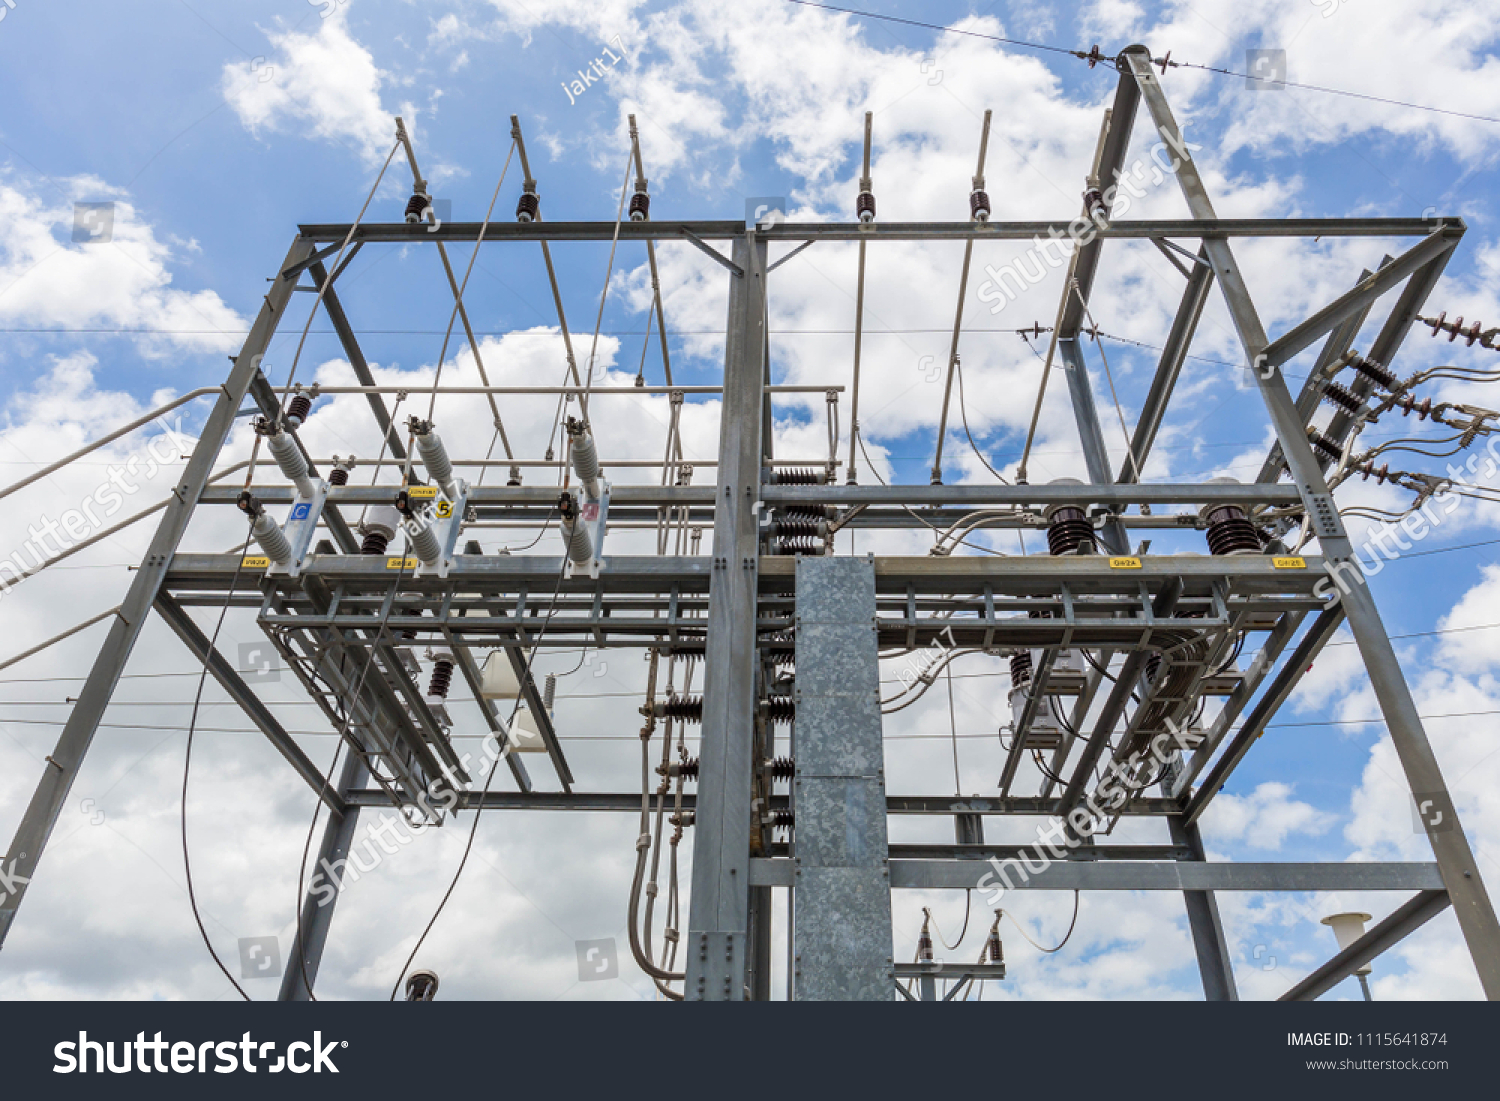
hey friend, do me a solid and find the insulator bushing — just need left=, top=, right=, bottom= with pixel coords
left=1321, top=380, right=1362, bottom=414
left=767, top=466, right=822, bottom=485
left=427, top=659, right=454, bottom=699
left=560, top=509, right=594, bottom=566
left=856, top=191, right=876, bottom=223
left=628, top=192, right=650, bottom=221
left=406, top=514, right=443, bottom=565
left=263, top=425, right=316, bottom=499
left=329, top=466, right=349, bottom=487
left=1083, top=187, right=1107, bottom=220
left=251, top=511, right=293, bottom=565
left=285, top=393, right=313, bottom=428
left=1046, top=509, right=1096, bottom=556
left=769, top=519, right=822, bottom=539
left=516, top=191, right=539, bottom=222
left=1010, top=650, right=1033, bottom=687
left=678, top=757, right=700, bottom=781
left=1397, top=394, right=1433, bottom=420
left=1356, top=460, right=1393, bottom=485
left=1204, top=506, right=1262, bottom=555
left=1308, top=430, right=1343, bottom=462
left=543, top=672, right=557, bottom=713
left=411, top=419, right=458, bottom=500
left=362, top=530, right=389, bottom=556
left=657, top=695, right=704, bottom=723
left=1349, top=354, right=1397, bottom=390
left=766, top=646, right=796, bottom=666
left=775, top=536, right=825, bottom=556
left=566, top=418, right=601, bottom=497
left=769, top=756, right=795, bottom=780
left=765, top=697, right=795, bottom=724
left=768, top=809, right=794, bottom=830
left=970, top=189, right=991, bottom=222
left=404, top=193, right=429, bottom=224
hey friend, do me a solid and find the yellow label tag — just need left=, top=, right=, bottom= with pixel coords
left=386, top=556, right=419, bottom=570
left=241, top=556, right=270, bottom=569
left=1109, top=556, right=1142, bottom=569
left=1272, top=556, right=1307, bottom=569
left=407, top=485, right=438, bottom=500
left=435, top=500, right=454, bottom=519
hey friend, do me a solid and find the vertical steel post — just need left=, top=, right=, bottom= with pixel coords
left=684, top=232, right=767, bottom=999
left=0, top=236, right=315, bottom=949
left=1124, top=46, right=1500, bottom=996
left=1169, top=817, right=1239, bottom=1000
left=278, top=752, right=369, bottom=1001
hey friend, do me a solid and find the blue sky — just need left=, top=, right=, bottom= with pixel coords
left=2, top=0, right=1500, bottom=1001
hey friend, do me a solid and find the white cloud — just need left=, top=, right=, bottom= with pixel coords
left=0, top=174, right=244, bottom=357
left=222, top=12, right=414, bottom=166
left=1200, top=781, right=1336, bottom=850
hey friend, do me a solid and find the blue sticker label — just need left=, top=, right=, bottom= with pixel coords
left=290, top=503, right=311, bottom=521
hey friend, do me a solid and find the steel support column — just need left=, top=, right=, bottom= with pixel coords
left=684, top=232, right=767, bottom=1000
left=1125, top=46, right=1500, bottom=996
left=278, top=751, right=369, bottom=1001
left=1169, top=817, right=1239, bottom=1000
left=0, top=235, right=315, bottom=949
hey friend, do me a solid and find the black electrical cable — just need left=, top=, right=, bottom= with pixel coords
left=289, top=558, right=416, bottom=1002
left=782, top=0, right=1500, bottom=125
left=1211, top=634, right=1245, bottom=678
left=180, top=517, right=256, bottom=1001
left=388, top=551, right=573, bottom=1000
left=927, top=895, right=973, bottom=952
left=783, top=0, right=1082, bottom=56
left=999, top=891, right=1081, bottom=954
left=1031, top=749, right=1071, bottom=787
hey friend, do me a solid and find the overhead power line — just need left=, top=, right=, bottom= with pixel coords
left=783, top=0, right=1500, bottom=125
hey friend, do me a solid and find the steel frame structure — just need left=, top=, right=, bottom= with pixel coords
left=2, top=47, right=1497, bottom=1002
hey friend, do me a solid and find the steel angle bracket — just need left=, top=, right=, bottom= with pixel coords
left=565, top=479, right=611, bottom=580
left=415, top=479, right=470, bottom=580
left=267, top=479, right=330, bottom=579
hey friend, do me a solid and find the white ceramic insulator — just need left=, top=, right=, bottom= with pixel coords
left=252, top=511, right=293, bottom=564
left=266, top=429, right=316, bottom=499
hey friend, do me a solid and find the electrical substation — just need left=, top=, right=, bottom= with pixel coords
left=3, top=44, right=1499, bottom=1002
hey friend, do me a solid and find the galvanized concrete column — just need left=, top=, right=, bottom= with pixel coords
left=791, top=555, right=893, bottom=1000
